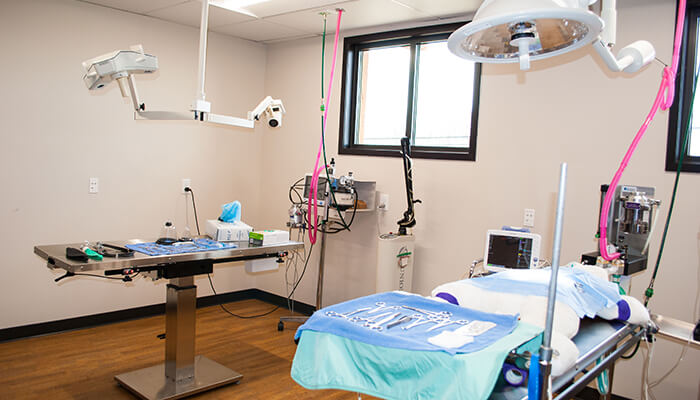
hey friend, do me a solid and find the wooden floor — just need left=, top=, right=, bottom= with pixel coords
left=0, top=299, right=374, bottom=399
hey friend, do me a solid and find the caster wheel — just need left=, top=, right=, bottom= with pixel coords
left=278, top=321, right=284, bottom=331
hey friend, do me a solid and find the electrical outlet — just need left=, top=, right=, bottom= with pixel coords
left=89, top=178, right=99, bottom=194
left=524, top=208, right=535, bottom=227
left=378, top=193, right=390, bottom=211
left=182, top=178, right=191, bottom=194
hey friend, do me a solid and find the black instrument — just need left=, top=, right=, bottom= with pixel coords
left=95, top=242, right=135, bottom=258
left=397, top=137, right=421, bottom=235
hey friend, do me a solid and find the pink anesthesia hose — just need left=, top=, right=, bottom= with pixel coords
left=599, top=0, right=686, bottom=260
left=307, top=10, right=343, bottom=245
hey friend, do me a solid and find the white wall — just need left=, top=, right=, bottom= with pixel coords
left=259, top=1, right=700, bottom=398
left=0, top=0, right=268, bottom=328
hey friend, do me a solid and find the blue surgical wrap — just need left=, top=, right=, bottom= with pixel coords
left=125, top=238, right=237, bottom=256
left=292, top=322, right=542, bottom=400
left=467, top=267, right=621, bottom=318
left=219, top=201, right=241, bottom=223
left=295, top=292, right=519, bottom=355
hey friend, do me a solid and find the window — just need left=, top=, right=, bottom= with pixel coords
left=667, top=0, right=700, bottom=172
left=338, top=23, right=481, bottom=160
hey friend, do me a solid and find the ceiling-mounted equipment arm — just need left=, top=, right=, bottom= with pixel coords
left=591, top=0, right=655, bottom=73
left=81, top=0, right=285, bottom=129
left=397, top=137, right=421, bottom=235
left=190, top=0, right=213, bottom=121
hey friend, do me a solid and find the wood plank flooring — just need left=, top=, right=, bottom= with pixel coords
left=0, top=299, right=375, bottom=399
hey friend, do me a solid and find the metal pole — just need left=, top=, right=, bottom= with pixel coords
left=540, top=162, right=568, bottom=400
left=316, top=228, right=328, bottom=310
left=165, top=276, right=196, bottom=384
left=196, top=0, right=209, bottom=102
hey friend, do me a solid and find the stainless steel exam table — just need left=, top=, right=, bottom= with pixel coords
left=34, top=239, right=304, bottom=400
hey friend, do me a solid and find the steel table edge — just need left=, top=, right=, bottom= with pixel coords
left=34, top=240, right=305, bottom=272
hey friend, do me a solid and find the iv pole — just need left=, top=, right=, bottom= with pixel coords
left=278, top=178, right=331, bottom=331
left=539, top=163, right=568, bottom=400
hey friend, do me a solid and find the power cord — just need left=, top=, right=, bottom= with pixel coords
left=183, top=187, right=201, bottom=236
left=289, top=177, right=305, bottom=205
left=207, top=273, right=280, bottom=319
left=186, top=183, right=315, bottom=319
left=55, top=271, right=139, bottom=282
left=185, top=184, right=282, bottom=318
left=207, top=243, right=315, bottom=319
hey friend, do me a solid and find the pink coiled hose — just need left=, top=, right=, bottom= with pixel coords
left=599, top=0, right=686, bottom=260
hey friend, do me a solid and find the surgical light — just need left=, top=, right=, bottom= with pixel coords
left=448, top=0, right=655, bottom=73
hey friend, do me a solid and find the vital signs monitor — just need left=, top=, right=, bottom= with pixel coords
left=484, top=229, right=541, bottom=272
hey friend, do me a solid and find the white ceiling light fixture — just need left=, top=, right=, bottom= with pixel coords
left=448, top=0, right=655, bottom=73
left=81, top=0, right=285, bottom=129
left=209, top=0, right=270, bottom=18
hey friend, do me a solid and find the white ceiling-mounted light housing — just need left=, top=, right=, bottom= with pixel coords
left=448, top=0, right=655, bottom=73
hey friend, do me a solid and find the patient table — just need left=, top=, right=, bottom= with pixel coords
left=292, top=300, right=645, bottom=400
left=34, top=239, right=303, bottom=400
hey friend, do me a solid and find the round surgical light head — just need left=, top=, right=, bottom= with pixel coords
left=448, top=0, right=603, bottom=70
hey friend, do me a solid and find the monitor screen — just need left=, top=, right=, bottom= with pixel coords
left=303, top=175, right=327, bottom=203
left=486, top=234, right=534, bottom=269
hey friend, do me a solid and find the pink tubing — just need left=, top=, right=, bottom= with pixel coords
left=599, top=0, right=686, bottom=260
left=307, top=10, right=343, bottom=244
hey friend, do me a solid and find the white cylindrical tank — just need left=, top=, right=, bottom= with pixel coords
left=376, top=233, right=415, bottom=292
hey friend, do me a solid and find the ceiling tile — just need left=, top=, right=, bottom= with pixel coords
left=264, top=0, right=432, bottom=34
left=213, top=19, right=310, bottom=42
left=79, top=0, right=188, bottom=14
left=390, top=0, right=480, bottom=17
left=81, top=0, right=481, bottom=44
left=263, top=33, right=318, bottom=44
left=245, top=0, right=355, bottom=18
left=148, top=0, right=255, bottom=28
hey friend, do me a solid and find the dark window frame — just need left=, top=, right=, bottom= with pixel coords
left=338, top=22, right=481, bottom=161
left=666, top=0, right=700, bottom=172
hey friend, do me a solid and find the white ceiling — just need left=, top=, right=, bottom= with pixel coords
left=78, top=0, right=482, bottom=44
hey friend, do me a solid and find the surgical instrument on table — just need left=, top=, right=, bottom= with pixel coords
left=325, top=307, right=372, bottom=319
left=401, top=305, right=451, bottom=318
left=403, top=315, right=439, bottom=330
left=362, top=311, right=394, bottom=322
left=365, top=312, right=401, bottom=331
left=386, top=315, right=412, bottom=329
left=367, top=302, right=400, bottom=314
left=95, top=242, right=135, bottom=258
left=366, top=302, right=387, bottom=313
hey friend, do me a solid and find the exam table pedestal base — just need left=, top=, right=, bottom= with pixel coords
left=115, top=355, right=242, bottom=400
left=116, top=276, right=242, bottom=399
